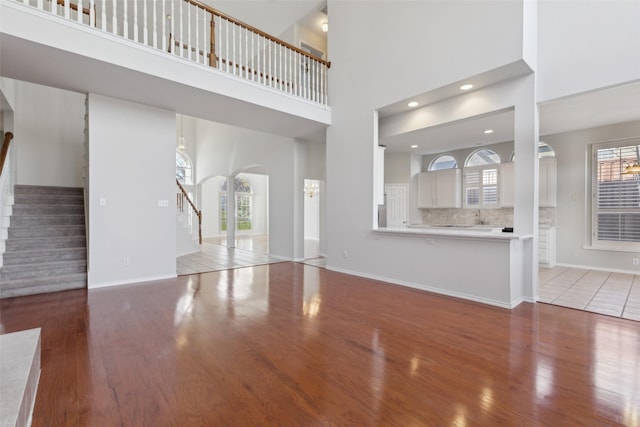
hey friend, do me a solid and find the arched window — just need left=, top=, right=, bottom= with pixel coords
left=465, top=149, right=501, bottom=167
left=510, top=142, right=557, bottom=161
left=464, top=149, right=500, bottom=207
left=176, top=150, right=193, bottom=185
left=220, top=175, right=253, bottom=231
left=429, top=155, right=458, bottom=171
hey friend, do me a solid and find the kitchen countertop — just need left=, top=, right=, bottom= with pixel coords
left=375, top=225, right=533, bottom=241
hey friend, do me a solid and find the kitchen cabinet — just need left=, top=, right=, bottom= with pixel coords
left=417, top=169, right=462, bottom=208
left=539, top=157, right=557, bottom=207
left=499, top=158, right=557, bottom=208
left=499, top=162, right=514, bottom=208
left=539, top=226, right=556, bottom=266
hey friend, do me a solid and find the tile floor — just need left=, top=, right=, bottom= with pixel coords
left=539, top=266, right=640, bottom=321
left=176, top=242, right=284, bottom=275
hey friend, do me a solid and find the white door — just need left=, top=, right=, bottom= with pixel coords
left=385, top=184, right=408, bottom=228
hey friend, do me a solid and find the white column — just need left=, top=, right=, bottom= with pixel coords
left=226, top=176, right=236, bottom=248
left=513, top=73, right=539, bottom=301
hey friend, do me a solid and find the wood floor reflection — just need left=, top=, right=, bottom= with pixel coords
left=1, top=262, right=639, bottom=426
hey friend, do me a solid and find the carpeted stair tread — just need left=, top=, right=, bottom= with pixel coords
left=8, top=225, right=86, bottom=238
left=0, top=260, right=87, bottom=280
left=0, top=275, right=87, bottom=298
left=5, top=236, right=87, bottom=251
left=13, top=185, right=83, bottom=196
left=2, top=247, right=87, bottom=265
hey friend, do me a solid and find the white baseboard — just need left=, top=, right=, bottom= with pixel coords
left=555, top=262, right=639, bottom=276
left=325, top=265, right=521, bottom=309
left=88, top=273, right=177, bottom=290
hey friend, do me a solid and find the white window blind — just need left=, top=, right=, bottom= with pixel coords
left=594, top=143, right=640, bottom=244
left=464, top=166, right=499, bottom=208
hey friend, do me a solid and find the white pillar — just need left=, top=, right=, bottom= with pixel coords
left=226, top=175, right=236, bottom=248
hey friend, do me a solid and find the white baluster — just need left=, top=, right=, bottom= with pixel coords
left=101, top=0, right=106, bottom=31
left=133, top=0, right=138, bottom=42
left=288, top=49, right=292, bottom=93
left=162, top=0, right=166, bottom=52
left=153, top=0, right=157, bottom=48
left=36, top=0, right=43, bottom=10
left=143, top=0, right=148, bottom=45
left=77, top=0, right=83, bottom=23
left=112, top=0, right=117, bottom=35
left=89, top=0, right=95, bottom=27
left=179, top=0, right=183, bottom=58
left=187, top=3, right=191, bottom=60
left=51, top=0, right=56, bottom=15
left=170, top=0, right=175, bottom=54
left=225, top=19, right=229, bottom=72
left=251, top=32, right=255, bottom=81
left=65, top=0, right=70, bottom=19
left=232, top=23, right=236, bottom=75
left=268, top=41, right=272, bottom=87
left=202, top=8, right=206, bottom=65
left=194, top=7, right=199, bottom=62
left=123, top=0, right=128, bottom=39
left=244, top=27, right=248, bottom=78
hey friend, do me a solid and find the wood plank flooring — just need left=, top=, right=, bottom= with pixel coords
left=1, top=262, right=639, bottom=426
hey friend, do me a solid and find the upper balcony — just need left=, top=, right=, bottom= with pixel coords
left=0, top=0, right=331, bottom=139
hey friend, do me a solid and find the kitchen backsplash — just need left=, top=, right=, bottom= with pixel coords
left=418, top=207, right=556, bottom=227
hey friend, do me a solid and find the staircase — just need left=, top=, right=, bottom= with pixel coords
left=0, top=185, right=87, bottom=299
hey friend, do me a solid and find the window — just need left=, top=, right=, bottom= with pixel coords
left=176, top=150, right=193, bottom=185
left=429, top=155, right=457, bottom=171
left=464, top=149, right=500, bottom=208
left=220, top=176, right=253, bottom=231
left=510, top=142, right=556, bottom=161
left=592, top=141, right=640, bottom=249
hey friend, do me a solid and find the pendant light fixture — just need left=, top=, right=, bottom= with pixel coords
left=178, top=115, right=186, bottom=151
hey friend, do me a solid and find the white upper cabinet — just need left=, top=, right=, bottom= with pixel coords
left=499, top=162, right=515, bottom=208
left=539, top=157, right=557, bottom=207
left=418, top=169, right=462, bottom=208
left=499, top=158, right=557, bottom=208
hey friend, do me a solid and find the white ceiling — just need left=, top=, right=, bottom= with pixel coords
left=380, top=77, right=640, bottom=155
left=380, top=109, right=514, bottom=155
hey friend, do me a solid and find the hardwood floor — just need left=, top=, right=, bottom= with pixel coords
left=1, top=262, right=639, bottom=426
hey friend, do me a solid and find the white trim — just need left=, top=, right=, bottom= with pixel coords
left=88, top=273, right=177, bottom=289
left=325, top=265, right=524, bottom=309
left=555, top=262, right=640, bottom=276
left=268, top=254, right=293, bottom=261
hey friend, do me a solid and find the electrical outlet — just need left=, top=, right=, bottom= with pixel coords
left=343, top=250, right=349, bottom=258
left=424, top=238, right=434, bottom=244
left=123, top=257, right=130, bottom=266
left=157, top=199, right=169, bottom=207
left=633, top=258, right=639, bottom=266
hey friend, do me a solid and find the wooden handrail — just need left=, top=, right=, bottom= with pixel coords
left=54, top=0, right=93, bottom=18
left=181, top=0, right=331, bottom=68
left=176, top=179, right=202, bottom=245
left=0, top=132, right=14, bottom=177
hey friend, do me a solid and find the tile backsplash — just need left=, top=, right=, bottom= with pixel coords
left=418, top=207, right=556, bottom=227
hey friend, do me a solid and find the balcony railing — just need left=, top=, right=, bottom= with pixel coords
left=16, top=0, right=331, bottom=106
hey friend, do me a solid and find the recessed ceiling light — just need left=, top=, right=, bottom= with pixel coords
left=484, top=129, right=494, bottom=134
left=459, top=84, right=474, bottom=91
left=411, top=144, right=418, bottom=148
left=408, top=101, right=419, bottom=108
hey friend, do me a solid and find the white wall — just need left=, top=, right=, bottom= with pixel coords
left=537, top=0, right=640, bottom=102
left=325, top=0, right=538, bottom=302
left=10, top=80, right=85, bottom=187
left=195, top=119, right=303, bottom=259
left=87, top=94, right=176, bottom=287
left=543, top=120, right=640, bottom=273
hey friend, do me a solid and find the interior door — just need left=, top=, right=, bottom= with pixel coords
left=385, top=184, right=408, bottom=228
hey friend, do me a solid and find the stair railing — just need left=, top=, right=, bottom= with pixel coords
left=16, top=0, right=331, bottom=106
left=0, top=132, right=14, bottom=177
left=176, top=179, right=202, bottom=245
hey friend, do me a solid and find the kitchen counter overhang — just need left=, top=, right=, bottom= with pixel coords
left=375, top=225, right=533, bottom=241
